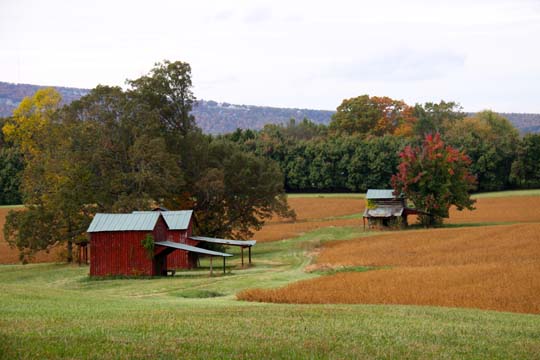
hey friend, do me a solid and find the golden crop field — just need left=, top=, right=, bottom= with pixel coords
left=239, top=223, right=540, bottom=313
left=272, top=197, right=364, bottom=222
left=253, top=197, right=363, bottom=242
left=447, top=196, right=540, bottom=224
left=255, top=195, right=540, bottom=242
left=239, top=195, right=540, bottom=314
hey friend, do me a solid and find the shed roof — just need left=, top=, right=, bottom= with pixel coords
left=87, top=213, right=161, bottom=232
left=87, top=210, right=193, bottom=233
left=190, top=236, right=256, bottom=247
left=133, top=210, right=192, bottom=230
left=366, top=189, right=399, bottom=200
left=154, top=241, right=233, bottom=257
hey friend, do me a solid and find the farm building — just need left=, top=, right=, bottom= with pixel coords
left=87, top=210, right=256, bottom=276
left=363, top=189, right=421, bottom=230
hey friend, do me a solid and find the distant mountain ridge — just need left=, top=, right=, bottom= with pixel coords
left=1, top=81, right=539, bottom=134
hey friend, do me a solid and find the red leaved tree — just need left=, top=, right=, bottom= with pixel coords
left=391, top=133, right=477, bottom=226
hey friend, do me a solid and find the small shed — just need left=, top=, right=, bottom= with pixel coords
left=363, top=189, right=420, bottom=230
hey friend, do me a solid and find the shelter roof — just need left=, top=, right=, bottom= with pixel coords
left=190, top=236, right=256, bottom=247
left=366, top=189, right=400, bottom=200
left=154, top=241, right=233, bottom=257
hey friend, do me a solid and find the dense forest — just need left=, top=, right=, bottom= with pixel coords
left=220, top=97, right=540, bottom=194
left=1, top=81, right=539, bottom=135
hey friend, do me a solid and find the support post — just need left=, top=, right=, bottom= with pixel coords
left=241, top=247, right=244, bottom=268
left=248, top=246, right=252, bottom=266
left=223, top=257, right=226, bottom=274
left=210, top=256, right=213, bottom=276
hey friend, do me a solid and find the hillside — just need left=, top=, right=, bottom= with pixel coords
left=1, top=81, right=539, bottom=134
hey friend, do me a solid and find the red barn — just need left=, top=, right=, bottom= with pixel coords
left=87, top=211, right=232, bottom=276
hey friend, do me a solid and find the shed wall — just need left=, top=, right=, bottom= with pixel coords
left=90, top=231, right=154, bottom=276
left=165, top=221, right=199, bottom=269
left=90, top=217, right=170, bottom=276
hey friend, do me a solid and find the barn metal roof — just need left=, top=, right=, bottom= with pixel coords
left=132, top=210, right=193, bottom=230
left=366, top=189, right=399, bottom=199
left=154, top=241, right=233, bottom=257
left=87, top=213, right=161, bottom=232
left=190, top=236, right=256, bottom=247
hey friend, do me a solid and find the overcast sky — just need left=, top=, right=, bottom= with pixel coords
left=1, top=0, right=540, bottom=112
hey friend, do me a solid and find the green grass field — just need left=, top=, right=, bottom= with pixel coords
left=2, top=222, right=540, bottom=359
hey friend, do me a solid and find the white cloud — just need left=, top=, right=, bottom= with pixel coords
left=1, top=0, right=539, bottom=112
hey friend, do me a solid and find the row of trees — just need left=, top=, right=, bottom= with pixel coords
left=1, top=61, right=294, bottom=262
left=223, top=96, right=540, bottom=193
left=2, top=67, right=540, bottom=258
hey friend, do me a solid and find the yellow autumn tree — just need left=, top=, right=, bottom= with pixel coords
left=2, top=87, right=61, bottom=156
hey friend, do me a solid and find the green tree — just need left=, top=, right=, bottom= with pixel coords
left=127, top=60, right=197, bottom=138
left=329, top=95, right=411, bottom=137
left=2, top=88, right=91, bottom=262
left=445, top=111, right=519, bottom=191
left=0, top=117, right=23, bottom=204
left=188, top=139, right=294, bottom=239
left=391, top=133, right=477, bottom=226
left=510, top=134, right=540, bottom=188
left=412, top=101, right=465, bottom=137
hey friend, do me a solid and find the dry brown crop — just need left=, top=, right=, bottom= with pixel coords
left=272, top=198, right=363, bottom=223
left=447, top=196, right=540, bottom=224
left=238, top=223, right=540, bottom=314
left=254, top=196, right=540, bottom=243
left=253, top=197, right=364, bottom=242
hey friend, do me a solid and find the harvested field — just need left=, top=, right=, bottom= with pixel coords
left=447, top=196, right=540, bottom=224
left=316, top=223, right=540, bottom=267
left=0, top=208, right=63, bottom=264
left=254, top=218, right=361, bottom=242
left=254, top=195, right=540, bottom=243
left=253, top=197, right=363, bottom=242
left=238, top=223, right=540, bottom=314
left=270, top=197, right=363, bottom=223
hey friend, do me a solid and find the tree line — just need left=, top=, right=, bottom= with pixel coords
left=2, top=61, right=540, bottom=260
left=221, top=97, right=540, bottom=193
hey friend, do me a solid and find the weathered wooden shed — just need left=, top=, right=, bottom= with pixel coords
left=87, top=212, right=232, bottom=276
left=363, top=189, right=420, bottom=230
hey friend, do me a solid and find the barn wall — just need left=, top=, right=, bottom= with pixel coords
left=165, top=219, right=199, bottom=269
left=90, top=231, right=157, bottom=276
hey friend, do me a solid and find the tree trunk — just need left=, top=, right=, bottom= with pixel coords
left=67, top=241, right=73, bottom=263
